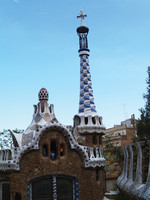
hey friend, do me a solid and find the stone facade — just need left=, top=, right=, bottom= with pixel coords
left=0, top=128, right=105, bottom=199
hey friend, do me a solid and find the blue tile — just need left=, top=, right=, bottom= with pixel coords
left=84, top=88, right=89, bottom=92
left=90, top=100, right=94, bottom=104
left=84, top=96, right=90, bottom=100
left=84, top=104, right=90, bottom=108
left=91, top=108, right=96, bottom=112
left=79, top=101, right=84, bottom=105
left=79, top=108, right=84, bottom=113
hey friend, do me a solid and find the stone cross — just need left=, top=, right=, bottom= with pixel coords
left=77, top=10, right=87, bottom=26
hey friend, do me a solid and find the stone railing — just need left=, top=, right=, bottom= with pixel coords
left=117, top=141, right=150, bottom=200
left=0, top=149, right=12, bottom=161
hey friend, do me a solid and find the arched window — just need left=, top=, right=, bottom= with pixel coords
left=60, top=144, right=64, bottom=157
left=50, top=140, right=57, bottom=161
left=84, top=117, right=88, bottom=125
left=99, top=117, right=102, bottom=125
left=42, top=145, right=48, bottom=157
left=74, top=115, right=81, bottom=127
left=92, top=117, right=96, bottom=125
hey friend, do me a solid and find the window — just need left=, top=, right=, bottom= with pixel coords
left=74, top=115, right=81, bottom=126
left=84, top=117, right=88, bottom=125
left=0, top=182, right=10, bottom=200
left=32, top=176, right=53, bottom=200
left=92, top=117, right=96, bottom=125
left=60, top=144, right=64, bottom=157
left=99, top=117, right=102, bottom=125
left=50, top=140, right=57, bottom=161
left=106, top=165, right=109, bottom=172
left=30, top=175, right=79, bottom=200
left=57, top=176, right=73, bottom=200
left=42, top=140, right=66, bottom=160
left=93, top=135, right=97, bottom=145
left=116, top=132, right=121, bottom=136
left=42, top=145, right=48, bottom=157
left=116, top=142, right=119, bottom=147
left=114, top=165, right=118, bottom=171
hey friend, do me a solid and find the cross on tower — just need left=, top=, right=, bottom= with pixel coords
left=77, top=10, right=87, bottom=26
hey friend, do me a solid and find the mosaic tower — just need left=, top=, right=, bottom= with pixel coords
left=73, top=10, right=105, bottom=145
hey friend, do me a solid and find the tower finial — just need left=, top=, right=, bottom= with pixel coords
left=77, top=10, right=87, bottom=26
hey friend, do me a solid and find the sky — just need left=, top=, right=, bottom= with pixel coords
left=0, top=0, right=150, bottom=131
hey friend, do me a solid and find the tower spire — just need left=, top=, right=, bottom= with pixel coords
left=73, top=11, right=105, bottom=139
left=77, top=10, right=96, bottom=116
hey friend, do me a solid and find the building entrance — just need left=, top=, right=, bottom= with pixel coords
left=29, top=175, right=79, bottom=200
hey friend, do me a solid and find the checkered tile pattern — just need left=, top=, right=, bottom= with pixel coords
left=79, top=55, right=97, bottom=114
left=22, top=132, right=33, bottom=146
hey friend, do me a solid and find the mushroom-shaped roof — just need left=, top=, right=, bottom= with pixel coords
left=38, top=88, right=49, bottom=101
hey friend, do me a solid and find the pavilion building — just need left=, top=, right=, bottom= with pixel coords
left=0, top=11, right=106, bottom=200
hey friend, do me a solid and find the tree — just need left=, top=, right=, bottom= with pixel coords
left=137, top=66, right=150, bottom=140
left=0, top=129, right=23, bottom=150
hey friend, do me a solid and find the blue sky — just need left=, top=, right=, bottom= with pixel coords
left=0, top=0, right=150, bottom=131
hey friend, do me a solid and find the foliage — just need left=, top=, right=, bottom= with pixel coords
left=137, top=67, right=150, bottom=140
left=0, top=129, right=23, bottom=150
left=12, top=129, right=24, bottom=134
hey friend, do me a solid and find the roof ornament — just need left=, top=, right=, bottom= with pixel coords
left=38, top=88, right=49, bottom=101
left=77, top=10, right=87, bottom=26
